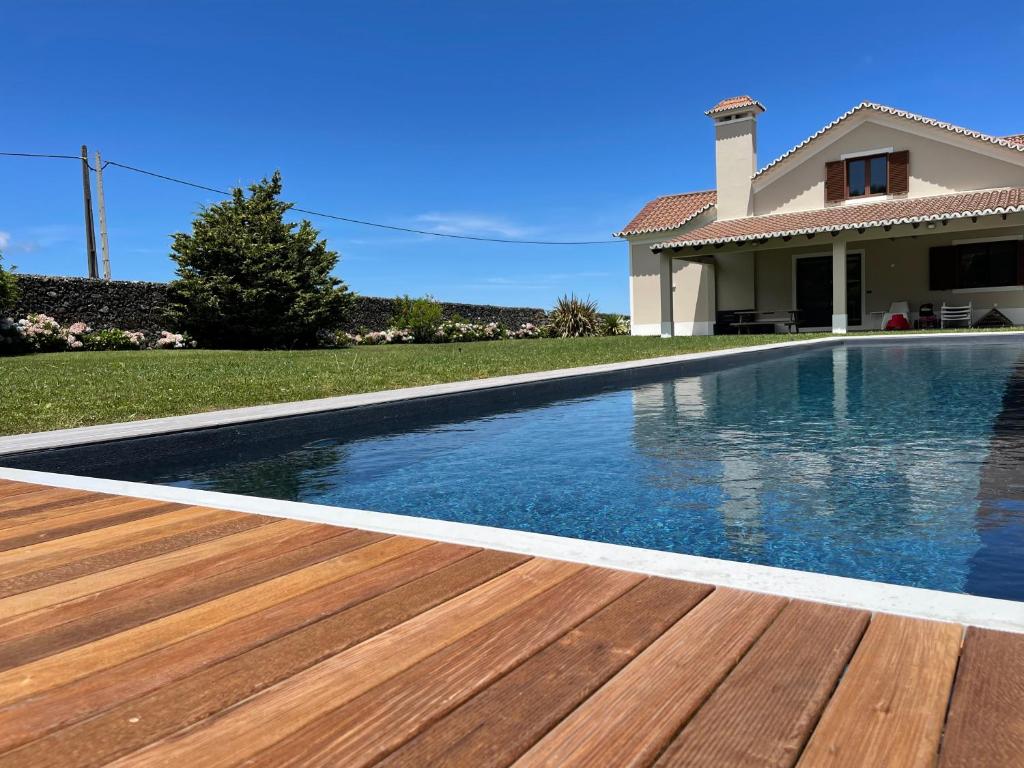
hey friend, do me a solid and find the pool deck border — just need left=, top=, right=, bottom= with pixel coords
left=3, top=329, right=1024, bottom=633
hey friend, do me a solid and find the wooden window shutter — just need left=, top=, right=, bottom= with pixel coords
left=929, top=245, right=957, bottom=291
left=888, top=150, right=910, bottom=195
left=825, top=161, right=845, bottom=203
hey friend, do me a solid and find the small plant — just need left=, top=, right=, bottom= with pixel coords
left=155, top=330, right=196, bottom=349
left=549, top=294, right=600, bottom=338
left=601, top=313, right=631, bottom=336
left=391, top=295, right=444, bottom=343
left=83, top=328, right=146, bottom=351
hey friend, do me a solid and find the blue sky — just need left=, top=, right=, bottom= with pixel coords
left=2, top=1, right=1022, bottom=314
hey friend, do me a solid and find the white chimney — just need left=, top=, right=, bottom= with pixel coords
left=706, top=96, right=765, bottom=220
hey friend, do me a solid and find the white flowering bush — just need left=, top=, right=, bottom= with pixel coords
left=512, top=322, right=541, bottom=339
left=17, top=313, right=67, bottom=352
left=83, top=328, right=147, bottom=351
left=155, top=330, right=196, bottom=349
left=66, top=322, right=92, bottom=350
left=433, top=321, right=510, bottom=343
left=0, top=316, right=25, bottom=355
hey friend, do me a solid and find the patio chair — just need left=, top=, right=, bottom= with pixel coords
left=941, top=302, right=973, bottom=328
left=880, top=301, right=911, bottom=330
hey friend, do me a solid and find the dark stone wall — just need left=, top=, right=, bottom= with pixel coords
left=8, top=274, right=548, bottom=336
left=10, top=275, right=172, bottom=337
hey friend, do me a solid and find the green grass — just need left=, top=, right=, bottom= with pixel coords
left=4, top=327, right=1018, bottom=437
left=0, top=334, right=818, bottom=436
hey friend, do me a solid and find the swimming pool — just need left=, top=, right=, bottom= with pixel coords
left=7, top=338, right=1024, bottom=600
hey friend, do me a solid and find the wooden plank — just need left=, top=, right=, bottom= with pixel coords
left=2, top=507, right=241, bottom=578
left=0, top=487, right=96, bottom=513
left=797, top=613, right=962, bottom=768
left=0, top=525, right=371, bottom=668
left=0, top=533, right=424, bottom=706
left=0, top=499, right=182, bottom=551
left=938, top=627, right=1024, bottom=768
left=655, top=600, right=869, bottom=768
left=0, top=544, right=514, bottom=765
left=246, top=566, right=645, bottom=767
left=105, top=557, right=583, bottom=768
left=513, top=588, right=786, bottom=767
left=0, top=514, right=269, bottom=598
left=0, top=494, right=167, bottom=532
left=374, top=577, right=712, bottom=768
left=0, top=519, right=302, bottom=620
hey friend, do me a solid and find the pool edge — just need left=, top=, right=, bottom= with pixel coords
left=4, top=465, right=1022, bottom=634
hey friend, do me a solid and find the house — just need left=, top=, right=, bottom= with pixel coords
left=617, top=97, right=1024, bottom=335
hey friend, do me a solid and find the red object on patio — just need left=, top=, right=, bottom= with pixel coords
left=885, top=314, right=911, bottom=331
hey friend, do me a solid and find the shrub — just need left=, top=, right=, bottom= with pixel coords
left=83, top=328, right=146, bottom=351
left=433, top=320, right=509, bottom=343
left=154, top=330, right=196, bottom=349
left=391, top=295, right=443, bottom=343
left=0, top=317, right=26, bottom=355
left=17, top=313, right=67, bottom=352
left=167, top=171, right=353, bottom=349
left=601, top=313, right=631, bottom=336
left=0, top=252, right=17, bottom=313
left=549, top=294, right=601, bottom=337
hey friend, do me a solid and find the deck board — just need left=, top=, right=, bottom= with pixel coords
left=0, top=480, right=1016, bottom=767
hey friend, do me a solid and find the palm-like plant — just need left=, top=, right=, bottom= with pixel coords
left=550, top=294, right=600, bottom=337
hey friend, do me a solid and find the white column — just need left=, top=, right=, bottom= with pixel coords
left=659, top=252, right=674, bottom=337
left=831, top=240, right=847, bottom=334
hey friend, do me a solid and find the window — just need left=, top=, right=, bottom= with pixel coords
left=929, top=240, right=1024, bottom=290
left=846, top=154, right=888, bottom=197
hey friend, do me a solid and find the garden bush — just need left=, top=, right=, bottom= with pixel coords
left=550, top=294, right=601, bottom=337
left=601, top=313, right=631, bottom=336
left=391, top=295, right=444, bottom=342
left=83, top=328, right=147, bottom=351
left=0, top=252, right=17, bottom=313
left=167, top=171, right=353, bottom=349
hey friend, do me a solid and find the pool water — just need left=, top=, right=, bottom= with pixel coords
left=167, top=340, right=1024, bottom=599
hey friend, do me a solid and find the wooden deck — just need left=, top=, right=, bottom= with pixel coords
left=0, top=479, right=1022, bottom=767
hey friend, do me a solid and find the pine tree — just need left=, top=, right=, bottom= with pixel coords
left=167, top=171, right=352, bottom=348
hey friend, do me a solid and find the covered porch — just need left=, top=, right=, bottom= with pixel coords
left=647, top=192, right=1024, bottom=336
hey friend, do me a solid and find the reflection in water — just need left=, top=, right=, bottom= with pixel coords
left=150, top=341, right=1024, bottom=599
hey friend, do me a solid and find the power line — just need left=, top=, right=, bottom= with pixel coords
left=2, top=151, right=620, bottom=245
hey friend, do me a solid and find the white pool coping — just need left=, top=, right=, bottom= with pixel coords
left=3, top=465, right=1023, bottom=633
left=3, top=330, right=1024, bottom=632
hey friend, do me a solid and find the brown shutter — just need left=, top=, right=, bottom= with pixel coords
left=929, top=245, right=958, bottom=290
left=888, top=150, right=910, bottom=195
left=825, top=161, right=845, bottom=203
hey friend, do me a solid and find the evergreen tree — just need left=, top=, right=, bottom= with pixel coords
left=168, top=171, right=352, bottom=348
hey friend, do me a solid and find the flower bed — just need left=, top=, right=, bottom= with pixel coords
left=340, top=321, right=544, bottom=346
left=0, top=313, right=193, bottom=355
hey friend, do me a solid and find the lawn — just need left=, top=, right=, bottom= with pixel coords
left=0, top=334, right=822, bottom=436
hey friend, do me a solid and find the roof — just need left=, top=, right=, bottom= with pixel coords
left=705, top=95, right=766, bottom=116
left=1005, top=134, right=1024, bottom=146
left=754, top=102, right=1024, bottom=179
left=614, top=190, right=716, bottom=238
left=652, top=188, right=1024, bottom=249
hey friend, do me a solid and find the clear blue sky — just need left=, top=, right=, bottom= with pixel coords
left=2, top=1, right=1022, bottom=313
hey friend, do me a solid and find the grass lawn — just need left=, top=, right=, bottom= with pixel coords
left=0, top=334, right=820, bottom=436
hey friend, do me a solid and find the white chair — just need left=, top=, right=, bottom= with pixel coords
left=941, top=302, right=973, bottom=328
left=880, top=301, right=911, bottom=330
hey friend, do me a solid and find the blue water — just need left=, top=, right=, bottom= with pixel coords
left=170, top=341, right=1024, bottom=599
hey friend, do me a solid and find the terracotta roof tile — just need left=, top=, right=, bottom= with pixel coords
left=615, top=190, right=716, bottom=237
left=653, top=188, right=1024, bottom=249
left=1004, top=134, right=1024, bottom=146
left=705, top=96, right=765, bottom=115
left=754, top=103, right=1024, bottom=179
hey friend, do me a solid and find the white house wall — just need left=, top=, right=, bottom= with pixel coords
left=752, top=115, right=1024, bottom=216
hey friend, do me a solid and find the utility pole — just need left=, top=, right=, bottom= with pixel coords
left=80, top=144, right=99, bottom=278
left=94, top=150, right=111, bottom=280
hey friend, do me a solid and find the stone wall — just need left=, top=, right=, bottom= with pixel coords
left=8, top=274, right=548, bottom=336
left=10, top=275, right=172, bottom=337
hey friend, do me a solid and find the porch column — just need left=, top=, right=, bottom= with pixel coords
left=659, top=252, right=674, bottom=337
left=831, top=240, right=847, bottom=334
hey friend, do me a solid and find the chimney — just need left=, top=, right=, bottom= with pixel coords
left=706, top=96, right=765, bottom=220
